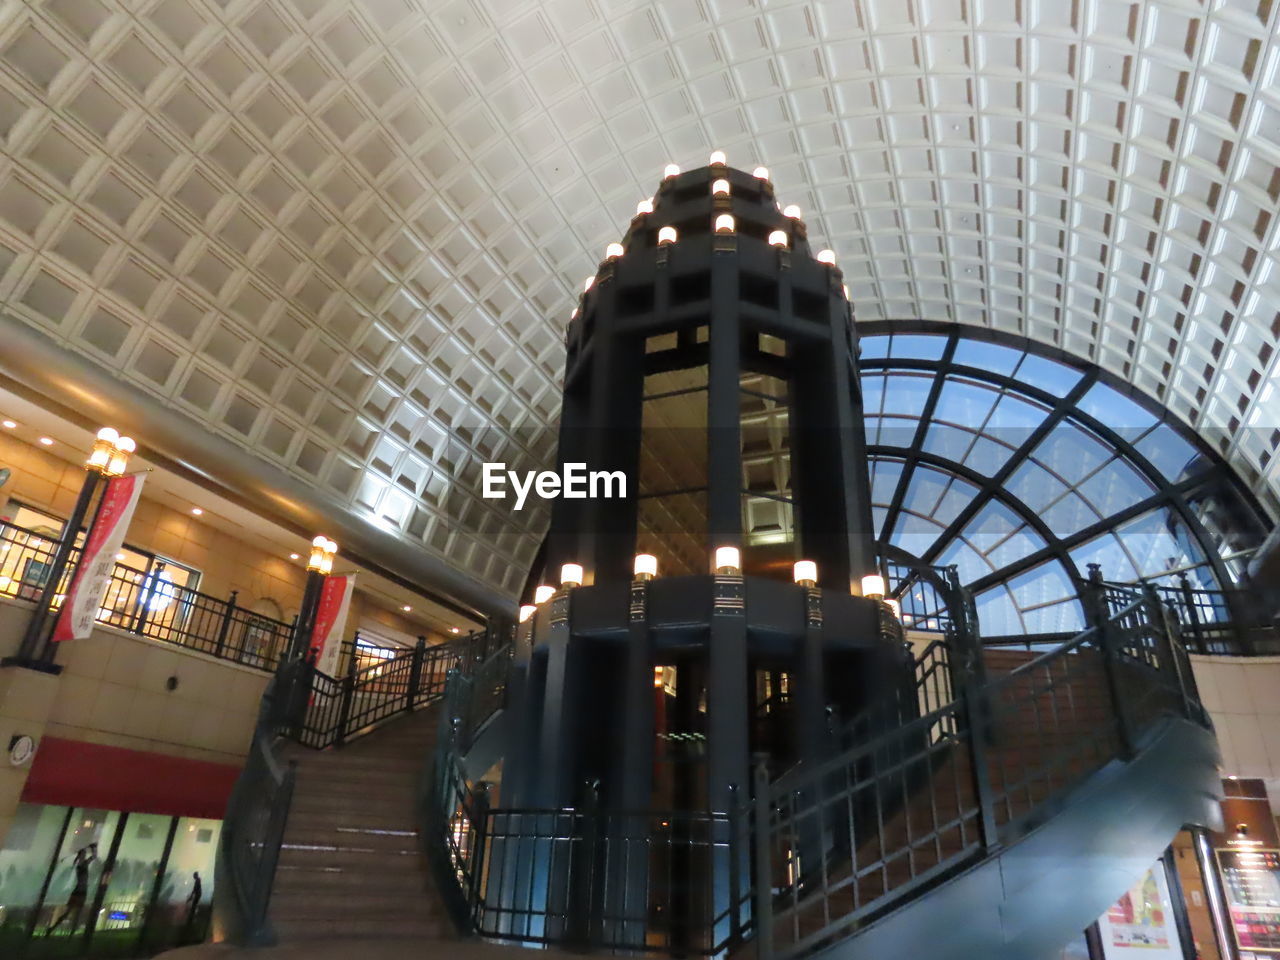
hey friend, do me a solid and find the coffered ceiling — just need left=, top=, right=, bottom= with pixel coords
left=0, top=0, right=1276, bottom=607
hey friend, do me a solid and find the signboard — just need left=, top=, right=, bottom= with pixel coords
left=52, top=474, right=145, bottom=642
left=1217, top=847, right=1280, bottom=957
left=309, top=574, right=355, bottom=676
left=1098, top=864, right=1183, bottom=958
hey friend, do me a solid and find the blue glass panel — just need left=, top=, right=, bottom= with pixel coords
left=1030, top=422, right=1111, bottom=485
left=888, top=334, right=948, bottom=360
left=1039, top=491, right=1099, bottom=536
left=1134, top=423, right=1201, bottom=481
left=872, top=506, right=888, bottom=539
left=1069, top=533, right=1139, bottom=583
left=936, top=538, right=992, bottom=583
left=890, top=512, right=947, bottom=557
left=1076, top=458, right=1154, bottom=516
left=985, top=392, right=1049, bottom=436
left=864, top=416, right=880, bottom=445
left=1076, top=382, right=1156, bottom=439
left=1114, top=507, right=1208, bottom=578
left=1005, top=461, right=1069, bottom=512
left=1016, top=353, right=1082, bottom=397
left=901, top=466, right=950, bottom=518
left=878, top=416, right=921, bottom=448
left=1021, top=599, right=1085, bottom=634
left=959, top=500, right=1023, bottom=553
left=859, top=335, right=890, bottom=360
left=861, top=373, right=885, bottom=414
left=952, top=339, right=1024, bottom=376
left=933, top=476, right=979, bottom=527
left=870, top=458, right=904, bottom=506
left=880, top=372, right=934, bottom=416
left=986, top=521, right=1048, bottom=569
left=923, top=423, right=976, bottom=461
left=962, top=435, right=1017, bottom=477
left=975, top=587, right=1020, bottom=636
left=1008, top=561, right=1075, bottom=608
left=933, top=378, right=999, bottom=426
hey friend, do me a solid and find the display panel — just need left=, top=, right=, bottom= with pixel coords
left=1097, top=864, right=1184, bottom=959
left=1217, top=848, right=1280, bottom=957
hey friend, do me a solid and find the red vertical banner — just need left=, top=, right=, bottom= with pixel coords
left=52, top=474, right=146, bottom=643
left=310, top=574, right=355, bottom=676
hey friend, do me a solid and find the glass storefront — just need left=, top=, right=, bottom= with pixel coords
left=0, top=803, right=219, bottom=958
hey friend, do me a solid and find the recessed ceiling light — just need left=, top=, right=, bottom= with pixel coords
left=39, top=437, right=53, bottom=445
left=289, top=553, right=300, bottom=560
left=191, top=507, right=203, bottom=515
left=116, top=553, right=126, bottom=561
left=1, top=420, right=15, bottom=428
left=450, top=627, right=460, bottom=634
left=402, top=605, right=412, bottom=612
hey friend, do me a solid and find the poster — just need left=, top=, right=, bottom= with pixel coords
left=1216, top=848, right=1280, bottom=956
left=52, top=474, right=145, bottom=642
left=309, top=573, right=355, bottom=677
left=1097, top=864, right=1183, bottom=958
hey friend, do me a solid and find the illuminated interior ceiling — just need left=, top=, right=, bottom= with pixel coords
left=0, top=0, right=1276, bottom=606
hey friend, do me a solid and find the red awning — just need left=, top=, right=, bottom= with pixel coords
left=21, top=737, right=240, bottom=819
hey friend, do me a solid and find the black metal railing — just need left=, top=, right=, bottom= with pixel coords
left=0, top=519, right=294, bottom=671
left=426, top=583, right=1208, bottom=960
left=213, top=659, right=301, bottom=946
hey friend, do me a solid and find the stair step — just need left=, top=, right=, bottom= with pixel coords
left=270, top=917, right=453, bottom=941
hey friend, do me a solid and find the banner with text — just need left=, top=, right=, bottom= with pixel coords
left=310, top=574, right=355, bottom=676
left=53, top=474, right=146, bottom=643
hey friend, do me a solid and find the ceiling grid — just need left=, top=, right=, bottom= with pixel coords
left=0, top=0, right=1276, bottom=607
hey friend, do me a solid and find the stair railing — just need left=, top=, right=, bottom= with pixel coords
left=212, top=657, right=302, bottom=946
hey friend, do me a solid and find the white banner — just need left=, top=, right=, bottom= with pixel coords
left=310, top=573, right=355, bottom=676
left=53, top=474, right=146, bottom=642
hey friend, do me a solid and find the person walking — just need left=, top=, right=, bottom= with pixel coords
left=182, top=871, right=203, bottom=937
left=44, top=843, right=96, bottom=936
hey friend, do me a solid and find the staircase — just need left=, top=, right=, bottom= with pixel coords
left=270, top=707, right=452, bottom=942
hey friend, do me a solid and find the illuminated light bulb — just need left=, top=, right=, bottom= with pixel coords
left=570, top=307, right=579, bottom=319
left=714, top=546, right=741, bottom=575
left=654, top=666, right=665, bottom=688
left=39, top=437, right=53, bottom=446
left=817, top=249, right=837, bottom=265
left=560, top=563, right=584, bottom=588
left=1, top=420, right=16, bottom=428
left=885, top=598, right=902, bottom=619
left=843, top=284, right=850, bottom=299
left=793, top=560, right=818, bottom=586
left=712, top=178, right=730, bottom=195
left=768, top=230, right=789, bottom=247
left=605, top=242, right=624, bottom=259
left=534, top=584, right=555, bottom=604
left=783, top=204, right=802, bottom=219
left=191, top=507, right=203, bottom=516
left=714, top=214, right=735, bottom=233
left=636, top=198, right=654, bottom=215
left=96, top=427, right=120, bottom=444
left=709, top=150, right=726, bottom=165
left=402, top=605, right=412, bottom=612
left=658, top=226, right=677, bottom=245
left=861, top=574, right=886, bottom=599
left=664, top=163, right=680, bottom=178
left=752, top=166, right=770, bottom=180
left=290, top=553, right=300, bottom=560
left=584, top=275, right=595, bottom=291
left=519, top=604, right=536, bottom=623
left=634, top=554, right=658, bottom=580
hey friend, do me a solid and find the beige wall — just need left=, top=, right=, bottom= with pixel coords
left=1191, top=654, right=1280, bottom=813
left=0, top=430, right=447, bottom=644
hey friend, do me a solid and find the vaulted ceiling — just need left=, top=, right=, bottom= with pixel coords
left=0, top=0, right=1276, bottom=608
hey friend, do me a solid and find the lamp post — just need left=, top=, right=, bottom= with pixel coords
left=289, top=536, right=337, bottom=661
left=5, top=428, right=136, bottom=670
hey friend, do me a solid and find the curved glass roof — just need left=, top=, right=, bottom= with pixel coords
left=860, top=327, right=1269, bottom=639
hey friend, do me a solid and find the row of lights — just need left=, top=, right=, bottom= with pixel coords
left=519, top=557, right=901, bottom=621
left=3, top=418, right=57, bottom=446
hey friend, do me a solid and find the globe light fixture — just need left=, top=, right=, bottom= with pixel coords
left=714, top=546, right=741, bottom=575
left=534, top=584, right=555, bottom=604
left=817, top=249, right=837, bottom=265
left=87, top=427, right=137, bottom=477
left=714, top=214, right=735, bottom=233
left=783, top=204, right=802, bottom=219
left=636, top=198, right=654, bottom=215
left=519, top=604, right=537, bottom=623
left=712, top=178, right=730, bottom=195
left=752, top=166, right=770, bottom=180
left=769, top=230, right=789, bottom=247
left=560, top=563, right=584, bottom=588
left=861, top=574, right=885, bottom=599
left=709, top=150, right=726, bottom=165
left=634, top=554, right=658, bottom=580
left=584, top=275, right=595, bottom=291
left=658, top=226, right=678, bottom=245
left=793, top=560, right=818, bottom=587
left=664, top=163, right=680, bottom=178
left=605, top=242, right=624, bottom=259
left=308, top=536, right=338, bottom=574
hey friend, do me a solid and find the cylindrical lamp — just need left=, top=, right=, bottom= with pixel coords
left=658, top=226, right=677, bottom=245
left=663, top=163, right=680, bottom=178
left=714, top=214, right=735, bottom=233
left=519, top=604, right=536, bottom=623
left=714, top=546, right=741, bottom=576
left=560, top=563, right=584, bottom=588
left=884, top=598, right=902, bottom=619
left=534, top=584, right=555, bottom=604
left=709, top=150, right=726, bottom=165
left=636, top=198, right=654, bottom=215
left=104, top=436, right=136, bottom=477
left=768, top=230, right=788, bottom=247
left=817, top=249, right=837, bottom=265
left=712, top=178, right=730, bottom=195
left=605, top=242, right=623, bottom=259
left=793, top=560, right=817, bottom=587
left=783, top=204, right=802, bottom=219
left=752, top=166, right=770, bottom=180
left=634, top=554, right=658, bottom=581
left=861, top=574, right=885, bottom=599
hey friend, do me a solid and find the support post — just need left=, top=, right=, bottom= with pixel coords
left=1088, top=565, right=1136, bottom=759
left=215, top=590, right=238, bottom=660
left=1177, top=572, right=1207, bottom=654
left=133, top=561, right=167, bottom=638
left=751, top=758, right=774, bottom=960
left=8, top=468, right=101, bottom=668
left=407, top=636, right=426, bottom=711
left=335, top=644, right=358, bottom=745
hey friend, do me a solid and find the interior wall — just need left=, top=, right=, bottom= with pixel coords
left=1189, top=655, right=1280, bottom=814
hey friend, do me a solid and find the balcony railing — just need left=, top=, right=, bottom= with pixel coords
left=1, top=519, right=295, bottom=672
